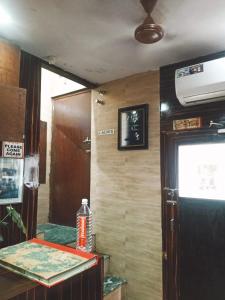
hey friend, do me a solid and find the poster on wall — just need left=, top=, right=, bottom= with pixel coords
left=118, top=104, right=149, bottom=150
left=24, top=154, right=39, bottom=189
left=0, top=158, right=24, bottom=205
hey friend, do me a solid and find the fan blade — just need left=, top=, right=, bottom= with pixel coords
left=140, top=0, right=158, bottom=14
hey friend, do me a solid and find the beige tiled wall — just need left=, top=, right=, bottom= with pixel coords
left=91, top=71, right=162, bottom=300
left=38, top=183, right=50, bottom=224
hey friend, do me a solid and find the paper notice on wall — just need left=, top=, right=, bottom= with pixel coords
left=24, top=154, right=39, bottom=189
left=2, top=142, right=24, bottom=158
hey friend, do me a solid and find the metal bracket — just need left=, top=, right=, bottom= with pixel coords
left=164, top=187, right=178, bottom=199
left=83, top=137, right=91, bottom=144
left=209, top=120, right=224, bottom=128
left=166, top=200, right=177, bottom=206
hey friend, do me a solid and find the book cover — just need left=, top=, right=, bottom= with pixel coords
left=0, top=238, right=98, bottom=287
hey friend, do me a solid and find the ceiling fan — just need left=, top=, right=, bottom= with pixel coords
left=135, top=0, right=164, bottom=44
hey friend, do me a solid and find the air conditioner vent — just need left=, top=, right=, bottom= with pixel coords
left=175, top=57, right=225, bottom=106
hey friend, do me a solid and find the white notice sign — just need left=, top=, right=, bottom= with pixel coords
left=2, top=142, right=24, bottom=158
left=98, top=129, right=115, bottom=136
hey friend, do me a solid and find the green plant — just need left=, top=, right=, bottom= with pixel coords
left=0, top=205, right=27, bottom=242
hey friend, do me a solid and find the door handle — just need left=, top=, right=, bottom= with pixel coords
left=83, top=137, right=91, bottom=144
left=164, top=187, right=178, bottom=197
left=81, top=137, right=91, bottom=153
left=166, top=200, right=177, bottom=205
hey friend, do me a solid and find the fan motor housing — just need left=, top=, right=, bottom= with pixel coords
left=135, top=21, right=164, bottom=44
left=135, top=0, right=164, bottom=44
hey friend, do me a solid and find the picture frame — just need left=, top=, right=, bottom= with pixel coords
left=0, top=157, right=24, bottom=205
left=118, top=104, right=149, bottom=150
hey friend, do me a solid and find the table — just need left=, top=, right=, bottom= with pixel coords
left=0, top=256, right=103, bottom=300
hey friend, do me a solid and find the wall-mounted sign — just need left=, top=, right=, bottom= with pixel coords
left=173, top=117, right=202, bottom=131
left=2, top=142, right=24, bottom=158
left=98, top=129, right=115, bottom=136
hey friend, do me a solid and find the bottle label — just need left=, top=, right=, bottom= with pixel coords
left=79, top=216, right=87, bottom=248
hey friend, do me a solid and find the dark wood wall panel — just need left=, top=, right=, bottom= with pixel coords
left=0, top=51, right=41, bottom=249
left=0, top=52, right=41, bottom=248
left=19, top=51, right=41, bottom=243
left=161, top=49, right=225, bottom=300
left=160, top=49, right=225, bottom=132
left=39, top=121, right=47, bottom=184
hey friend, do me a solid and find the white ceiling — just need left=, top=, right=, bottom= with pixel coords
left=1, top=0, right=225, bottom=84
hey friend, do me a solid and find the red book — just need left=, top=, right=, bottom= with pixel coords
left=0, top=238, right=98, bottom=287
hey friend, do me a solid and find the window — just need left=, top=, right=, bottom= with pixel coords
left=178, top=143, right=225, bottom=200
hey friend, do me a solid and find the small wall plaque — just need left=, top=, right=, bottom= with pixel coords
left=2, top=141, right=24, bottom=158
left=98, top=129, right=115, bottom=136
left=173, top=117, right=202, bottom=131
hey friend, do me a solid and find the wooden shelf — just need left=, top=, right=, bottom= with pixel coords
left=0, top=267, right=37, bottom=300
left=0, top=255, right=103, bottom=300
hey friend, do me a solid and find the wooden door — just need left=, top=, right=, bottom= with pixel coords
left=162, top=129, right=225, bottom=300
left=50, top=90, right=91, bottom=226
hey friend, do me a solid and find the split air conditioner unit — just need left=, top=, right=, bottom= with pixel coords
left=175, top=57, right=225, bottom=106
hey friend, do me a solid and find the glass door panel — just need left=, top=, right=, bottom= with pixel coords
left=178, top=143, right=225, bottom=200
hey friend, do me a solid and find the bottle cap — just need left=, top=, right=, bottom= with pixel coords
left=82, top=198, right=88, bottom=205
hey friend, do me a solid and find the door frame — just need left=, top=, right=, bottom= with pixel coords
left=161, top=128, right=225, bottom=300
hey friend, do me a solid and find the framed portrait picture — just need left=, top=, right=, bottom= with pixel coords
left=0, top=158, right=24, bottom=205
left=118, top=104, right=149, bottom=150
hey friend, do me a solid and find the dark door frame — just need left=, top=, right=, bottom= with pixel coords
left=161, top=128, right=225, bottom=300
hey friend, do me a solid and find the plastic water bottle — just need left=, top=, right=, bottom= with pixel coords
left=76, top=198, right=93, bottom=252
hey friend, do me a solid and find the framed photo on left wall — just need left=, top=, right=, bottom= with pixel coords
left=0, top=158, right=24, bottom=205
